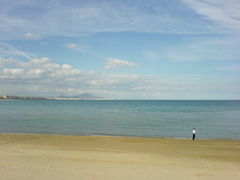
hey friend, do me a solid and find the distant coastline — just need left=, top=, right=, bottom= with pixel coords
left=1, top=95, right=239, bottom=101
left=0, top=95, right=111, bottom=100
left=0, top=95, right=47, bottom=100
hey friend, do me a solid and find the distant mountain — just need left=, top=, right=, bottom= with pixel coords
left=57, top=93, right=100, bottom=99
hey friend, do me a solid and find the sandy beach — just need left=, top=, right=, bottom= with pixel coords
left=0, top=134, right=239, bottom=180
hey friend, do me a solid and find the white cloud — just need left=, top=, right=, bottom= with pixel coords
left=25, top=32, right=41, bottom=40
left=0, top=58, right=19, bottom=67
left=62, top=64, right=72, bottom=69
left=65, top=43, right=88, bottom=53
left=3, top=68, right=23, bottom=75
left=66, top=43, right=76, bottom=49
left=31, top=57, right=50, bottom=64
left=105, top=58, right=139, bottom=69
left=0, top=57, right=239, bottom=99
left=28, top=69, right=44, bottom=76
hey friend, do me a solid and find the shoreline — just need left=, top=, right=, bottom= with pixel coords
left=1, top=132, right=240, bottom=141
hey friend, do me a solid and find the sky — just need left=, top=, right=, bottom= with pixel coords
left=0, top=0, right=240, bottom=99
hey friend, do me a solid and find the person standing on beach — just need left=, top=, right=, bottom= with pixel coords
left=192, top=128, right=196, bottom=140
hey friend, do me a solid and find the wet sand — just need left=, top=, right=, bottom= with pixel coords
left=0, top=134, right=240, bottom=180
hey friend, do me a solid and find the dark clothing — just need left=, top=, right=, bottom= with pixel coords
left=192, top=134, right=195, bottom=140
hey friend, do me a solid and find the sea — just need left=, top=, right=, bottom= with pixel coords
left=0, top=100, right=240, bottom=139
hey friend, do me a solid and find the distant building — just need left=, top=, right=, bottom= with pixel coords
left=0, top=95, right=7, bottom=99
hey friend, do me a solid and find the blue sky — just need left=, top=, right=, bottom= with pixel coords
left=0, top=0, right=240, bottom=99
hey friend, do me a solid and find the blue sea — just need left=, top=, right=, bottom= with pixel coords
left=0, top=100, right=240, bottom=139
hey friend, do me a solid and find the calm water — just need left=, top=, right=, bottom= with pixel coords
left=0, top=100, right=240, bottom=139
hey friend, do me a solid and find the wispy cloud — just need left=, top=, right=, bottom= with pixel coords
left=0, top=0, right=219, bottom=40
left=0, top=42, right=35, bottom=60
left=25, top=32, right=42, bottom=40
left=65, top=43, right=88, bottom=53
left=105, top=58, right=139, bottom=69
left=144, top=50, right=161, bottom=61
left=183, top=0, right=240, bottom=32
left=217, top=64, right=240, bottom=72
left=161, top=36, right=240, bottom=62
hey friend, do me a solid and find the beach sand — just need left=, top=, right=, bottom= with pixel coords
left=0, top=134, right=239, bottom=180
